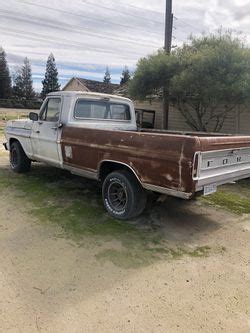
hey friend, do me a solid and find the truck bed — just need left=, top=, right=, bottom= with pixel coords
left=61, top=126, right=250, bottom=198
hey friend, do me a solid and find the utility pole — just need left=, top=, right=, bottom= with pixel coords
left=164, top=0, right=173, bottom=53
left=163, top=0, right=173, bottom=129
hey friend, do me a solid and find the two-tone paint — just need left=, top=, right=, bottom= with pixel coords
left=4, top=91, right=250, bottom=200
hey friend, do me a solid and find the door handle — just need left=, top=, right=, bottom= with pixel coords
left=51, top=123, right=63, bottom=130
left=36, top=130, right=40, bottom=134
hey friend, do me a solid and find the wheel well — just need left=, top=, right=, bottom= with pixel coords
left=9, top=138, right=20, bottom=147
left=99, top=161, right=141, bottom=183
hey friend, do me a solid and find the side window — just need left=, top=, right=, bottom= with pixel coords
left=40, top=98, right=61, bottom=122
left=74, top=99, right=131, bottom=121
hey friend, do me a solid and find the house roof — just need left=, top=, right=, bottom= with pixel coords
left=63, top=77, right=119, bottom=94
left=114, top=83, right=163, bottom=100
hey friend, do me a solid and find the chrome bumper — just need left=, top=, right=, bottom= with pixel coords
left=3, top=142, right=8, bottom=151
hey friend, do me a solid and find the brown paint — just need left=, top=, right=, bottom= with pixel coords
left=61, top=127, right=250, bottom=196
left=198, top=136, right=250, bottom=151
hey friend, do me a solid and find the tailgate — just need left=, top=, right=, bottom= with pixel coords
left=194, top=136, right=250, bottom=191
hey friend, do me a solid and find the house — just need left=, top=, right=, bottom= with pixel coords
left=63, top=78, right=250, bottom=134
left=114, top=85, right=250, bottom=135
left=63, top=77, right=119, bottom=94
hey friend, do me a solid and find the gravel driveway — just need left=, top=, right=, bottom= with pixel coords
left=0, top=132, right=249, bottom=332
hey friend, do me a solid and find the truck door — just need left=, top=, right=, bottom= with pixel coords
left=31, top=97, right=62, bottom=166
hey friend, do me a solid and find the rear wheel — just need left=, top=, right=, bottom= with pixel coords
left=10, top=141, right=31, bottom=173
left=102, top=170, right=147, bottom=220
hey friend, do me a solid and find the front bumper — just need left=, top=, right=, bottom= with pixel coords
left=3, top=142, right=8, bottom=151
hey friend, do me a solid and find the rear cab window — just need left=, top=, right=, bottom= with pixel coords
left=74, top=99, right=131, bottom=121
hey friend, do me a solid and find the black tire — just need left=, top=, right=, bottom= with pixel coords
left=10, top=141, right=31, bottom=173
left=102, top=170, right=147, bottom=220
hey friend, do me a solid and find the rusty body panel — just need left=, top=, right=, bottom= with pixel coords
left=61, top=126, right=202, bottom=196
left=198, top=136, right=250, bottom=151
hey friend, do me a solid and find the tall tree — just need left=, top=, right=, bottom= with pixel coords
left=103, top=66, right=111, bottom=84
left=22, top=57, right=35, bottom=99
left=0, top=47, right=12, bottom=98
left=41, top=53, right=60, bottom=98
left=120, top=66, right=131, bottom=85
left=12, top=68, right=23, bottom=99
left=12, top=58, right=35, bottom=100
left=129, top=31, right=250, bottom=132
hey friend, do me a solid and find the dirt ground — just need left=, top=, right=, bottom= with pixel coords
left=0, top=121, right=249, bottom=332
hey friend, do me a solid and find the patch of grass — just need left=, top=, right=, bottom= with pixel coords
left=0, top=167, right=155, bottom=243
left=0, top=166, right=217, bottom=268
left=200, top=190, right=250, bottom=215
left=95, top=245, right=213, bottom=268
left=96, top=249, right=151, bottom=269
left=0, top=112, right=28, bottom=121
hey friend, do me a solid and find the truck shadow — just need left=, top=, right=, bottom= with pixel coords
left=29, top=164, right=222, bottom=239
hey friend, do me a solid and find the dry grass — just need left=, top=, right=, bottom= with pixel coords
left=0, top=108, right=31, bottom=122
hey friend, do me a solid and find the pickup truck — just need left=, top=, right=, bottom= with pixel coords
left=4, top=91, right=250, bottom=220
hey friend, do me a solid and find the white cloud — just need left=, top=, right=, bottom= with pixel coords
left=0, top=0, right=249, bottom=91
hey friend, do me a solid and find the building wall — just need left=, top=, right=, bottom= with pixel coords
left=63, top=80, right=89, bottom=92
left=168, top=105, right=250, bottom=134
left=168, top=106, right=236, bottom=134
left=238, top=106, right=250, bottom=135
left=134, top=99, right=250, bottom=135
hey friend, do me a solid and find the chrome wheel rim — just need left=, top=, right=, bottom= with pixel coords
left=107, top=182, right=128, bottom=212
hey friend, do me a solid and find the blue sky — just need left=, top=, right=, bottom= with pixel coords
left=1, top=0, right=249, bottom=92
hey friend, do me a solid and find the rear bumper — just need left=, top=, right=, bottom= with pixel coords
left=195, top=167, right=250, bottom=191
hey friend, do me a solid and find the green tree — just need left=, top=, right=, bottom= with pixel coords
left=103, top=66, right=111, bottom=83
left=120, top=66, right=131, bottom=85
left=129, top=31, right=250, bottom=132
left=41, top=53, right=60, bottom=98
left=12, top=68, right=23, bottom=99
left=0, top=47, right=12, bottom=98
left=13, top=58, right=35, bottom=100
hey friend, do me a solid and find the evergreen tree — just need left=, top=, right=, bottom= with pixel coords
left=120, top=66, right=131, bottom=85
left=103, top=66, right=111, bottom=83
left=12, top=58, right=35, bottom=100
left=22, top=57, right=35, bottom=99
left=0, top=46, right=12, bottom=98
left=41, top=53, right=60, bottom=98
left=12, top=68, right=23, bottom=99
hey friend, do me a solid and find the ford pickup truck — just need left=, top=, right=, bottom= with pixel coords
left=3, top=91, right=250, bottom=219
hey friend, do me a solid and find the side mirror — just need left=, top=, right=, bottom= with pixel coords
left=29, top=112, right=39, bottom=121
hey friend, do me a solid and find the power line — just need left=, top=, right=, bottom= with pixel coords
left=174, top=17, right=203, bottom=33
left=89, top=0, right=165, bottom=16
left=0, top=10, right=161, bottom=49
left=20, top=0, right=163, bottom=35
left=0, top=26, right=148, bottom=59
left=81, top=0, right=163, bottom=25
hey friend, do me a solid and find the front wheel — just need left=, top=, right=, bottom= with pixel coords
left=102, top=170, right=147, bottom=220
left=10, top=141, right=31, bottom=173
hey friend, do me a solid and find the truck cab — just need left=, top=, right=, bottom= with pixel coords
left=6, top=91, right=137, bottom=167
